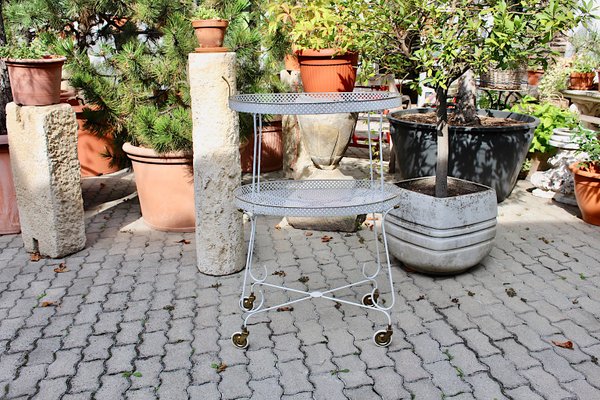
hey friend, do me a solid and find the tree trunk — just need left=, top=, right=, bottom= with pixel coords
left=0, top=1, right=12, bottom=136
left=454, top=70, right=480, bottom=126
left=435, top=86, right=449, bottom=198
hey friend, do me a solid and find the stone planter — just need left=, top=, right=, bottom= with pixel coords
left=0, top=135, right=20, bottom=234
left=385, top=177, right=497, bottom=275
left=388, top=108, right=538, bottom=202
left=123, top=143, right=195, bottom=232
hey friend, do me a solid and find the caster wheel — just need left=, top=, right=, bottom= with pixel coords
left=373, top=328, right=393, bottom=347
left=362, top=289, right=380, bottom=307
left=231, top=329, right=249, bottom=349
left=241, top=293, right=256, bottom=311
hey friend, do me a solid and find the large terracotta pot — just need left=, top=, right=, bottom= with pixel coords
left=570, top=162, right=600, bottom=226
left=73, top=105, right=121, bottom=177
left=192, top=19, right=229, bottom=49
left=240, top=121, right=283, bottom=173
left=527, top=70, right=544, bottom=86
left=569, top=72, right=596, bottom=90
left=296, top=49, right=358, bottom=92
left=123, top=143, right=195, bottom=232
left=5, top=57, right=66, bottom=106
left=0, top=135, right=20, bottom=234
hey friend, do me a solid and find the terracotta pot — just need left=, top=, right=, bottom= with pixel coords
left=0, top=135, right=20, bottom=235
left=5, top=57, right=66, bottom=106
left=73, top=105, right=121, bottom=177
left=569, top=72, right=596, bottom=90
left=527, top=70, right=544, bottom=86
left=192, top=19, right=229, bottom=48
left=570, top=162, right=600, bottom=225
left=123, top=143, right=195, bottom=232
left=296, top=49, right=358, bottom=92
left=284, top=54, right=301, bottom=71
left=240, top=121, right=283, bottom=173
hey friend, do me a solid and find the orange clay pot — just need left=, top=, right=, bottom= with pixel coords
left=192, top=19, right=229, bottom=49
left=5, top=56, right=66, bottom=106
left=527, top=70, right=544, bottom=86
left=0, top=135, right=20, bottom=234
left=123, top=143, right=195, bottom=232
left=570, top=161, right=600, bottom=226
left=569, top=72, right=596, bottom=90
left=240, top=121, right=283, bottom=173
left=296, top=49, right=358, bottom=92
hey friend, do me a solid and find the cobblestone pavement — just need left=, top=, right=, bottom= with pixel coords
left=1, top=154, right=600, bottom=400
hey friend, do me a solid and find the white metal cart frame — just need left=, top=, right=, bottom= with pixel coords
left=228, top=92, right=402, bottom=349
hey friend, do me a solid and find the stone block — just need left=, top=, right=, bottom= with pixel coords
left=6, top=102, right=85, bottom=258
left=189, top=52, right=243, bottom=276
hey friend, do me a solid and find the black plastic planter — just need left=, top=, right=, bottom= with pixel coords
left=388, top=108, right=539, bottom=202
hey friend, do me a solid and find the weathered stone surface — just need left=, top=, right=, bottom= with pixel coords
left=189, top=52, right=243, bottom=275
left=6, top=102, right=85, bottom=258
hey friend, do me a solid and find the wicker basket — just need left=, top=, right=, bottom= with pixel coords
left=479, top=68, right=527, bottom=90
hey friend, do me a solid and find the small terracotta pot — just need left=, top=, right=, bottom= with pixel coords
left=73, top=105, right=121, bottom=177
left=123, top=143, right=195, bottom=232
left=0, top=135, right=20, bottom=235
left=240, top=121, right=283, bottom=173
left=192, top=19, right=229, bottom=48
left=527, top=70, right=544, bottom=86
left=296, top=49, right=358, bottom=92
left=570, top=161, right=600, bottom=225
left=569, top=72, right=596, bottom=90
left=5, top=57, right=66, bottom=106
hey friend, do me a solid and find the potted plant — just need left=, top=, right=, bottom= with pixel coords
left=266, top=0, right=360, bottom=92
left=570, top=127, right=600, bottom=225
left=569, top=55, right=597, bottom=90
left=191, top=5, right=229, bottom=51
left=0, top=38, right=66, bottom=106
left=349, top=0, right=591, bottom=274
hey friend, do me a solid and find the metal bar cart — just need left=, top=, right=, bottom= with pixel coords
left=228, top=92, right=402, bottom=349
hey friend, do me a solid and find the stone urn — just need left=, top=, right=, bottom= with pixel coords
left=297, top=112, right=358, bottom=169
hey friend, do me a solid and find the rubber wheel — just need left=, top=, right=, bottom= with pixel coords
left=362, top=294, right=374, bottom=307
left=241, top=296, right=254, bottom=311
left=231, top=332, right=249, bottom=349
left=373, top=329, right=392, bottom=347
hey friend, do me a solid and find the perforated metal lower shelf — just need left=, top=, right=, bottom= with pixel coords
left=234, top=180, right=401, bottom=217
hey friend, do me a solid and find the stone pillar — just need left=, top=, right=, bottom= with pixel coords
left=6, top=103, right=85, bottom=258
left=189, top=52, right=243, bottom=276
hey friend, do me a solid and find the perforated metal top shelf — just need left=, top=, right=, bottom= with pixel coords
left=229, top=92, right=402, bottom=115
left=234, top=180, right=401, bottom=217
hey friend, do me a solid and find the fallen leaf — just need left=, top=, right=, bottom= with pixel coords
left=103, top=215, right=110, bottom=220
left=272, top=270, right=286, bottom=277
left=217, top=363, right=227, bottom=373
left=330, top=368, right=350, bottom=375
left=572, top=299, right=579, bottom=304
left=53, top=263, right=69, bottom=273
left=41, top=301, right=57, bottom=307
left=304, top=232, right=313, bottom=237
left=366, top=216, right=379, bottom=221
left=298, top=276, right=309, bottom=283
left=30, top=252, right=42, bottom=262
left=451, top=298, right=459, bottom=304
left=417, top=295, right=425, bottom=301
left=277, top=306, right=294, bottom=312
left=210, top=283, right=222, bottom=289
left=591, top=356, right=598, bottom=364
left=552, top=340, right=574, bottom=350
left=467, top=291, right=475, bottom=297
left=275, top=224, right=281, bottom=230
left=321, top=235, right=333, bottom=243
left=176, top=239, right=191, bottom=245
left=505, top=288, right=517, bottom=298
left=539, top=237, right=551, bottom=244
left=163, top=305, right=175, bottom=311
left=334, top=302, right=342, bottom=310
left=520, top=298, right=528, bottom=303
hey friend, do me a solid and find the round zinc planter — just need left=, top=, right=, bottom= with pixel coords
left=388, top=108, right=539, bottom=202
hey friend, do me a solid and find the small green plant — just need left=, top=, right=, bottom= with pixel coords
left=573, top=126, right=600, bottom=169
left=510, top=96, right=579, bottom=153
left=538, top=59, right=572, bottom=102
left=122, top=371, right=142, bottom=378
left=0, top=38, right=52, bottom=60
left=571, top=54, right=598, bottom=73
left=192, top=5, right=222, bottom=20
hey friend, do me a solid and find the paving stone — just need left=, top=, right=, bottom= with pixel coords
left=345, top=385, right=382, bottom=399
left=464, top=372, right=506, bottom=400
left=424, top=360, right=471, bottom=397
left=131, top=356, right=162, bottom=389
left=505, top=386, right=545, bottom=400
left=248, top=347, right=279, bottom=379
left=164, top=342, right=193, bottom=371
left=323, top=328, right=357, bottom=357
left=520, top=366, right=575, bottom=400
left=332, top=354, right=372, bottom=388
left=506, top=324, right=552, bottom=352
left=7, top=363, right=46, bottom=398
left=95, top=373, right=130, bottom=399
left=481, top=354, right=527, bottom=389
left=69, top=360, right=104, bottom=393
left=63, top=323, right=93, bottom=349
left=440, top=307, right=476, bottom=331
left=157, top=369, right=190, bottom=400
left=470, top=315, right=512, bottom=341
left=309, top=374, right=346, bottom=400
left=553, top=320, right=599, bottom=348
left=573, top=361, right=600, bottom=389
left=106, top=344, right=136, bottom=374
left=249, top=377, right=284, bottom=400
left=368, top=366, right=410, bottom=400
left=518, top=311, right=561, bottom=336
left=83, top=334, right=113, bottom=361
left=355, top=339, right=394, bottom=369
left=408, top=333, right=445, bottom=364
left=494, top=339, right=540, bottom=370
left=279, top=359, right=313, bottom=395
left=139, top=331, right=167, bottom=358
left=562, top=379, right=600, bottom=399
left=405, top=378, right=444, bottom=400
left=297, top=319, right=325, bottom=346
left=531, top=348, right=584, bottom=383
left=425, top=319, right=463, bottom=347
left=32, top=377, right=68, bottom=400
left=447, top=343, right=487, bottom=376
left=188, top=383, right=220, bottom=400
left=389, top=350, right=430, bottom=382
